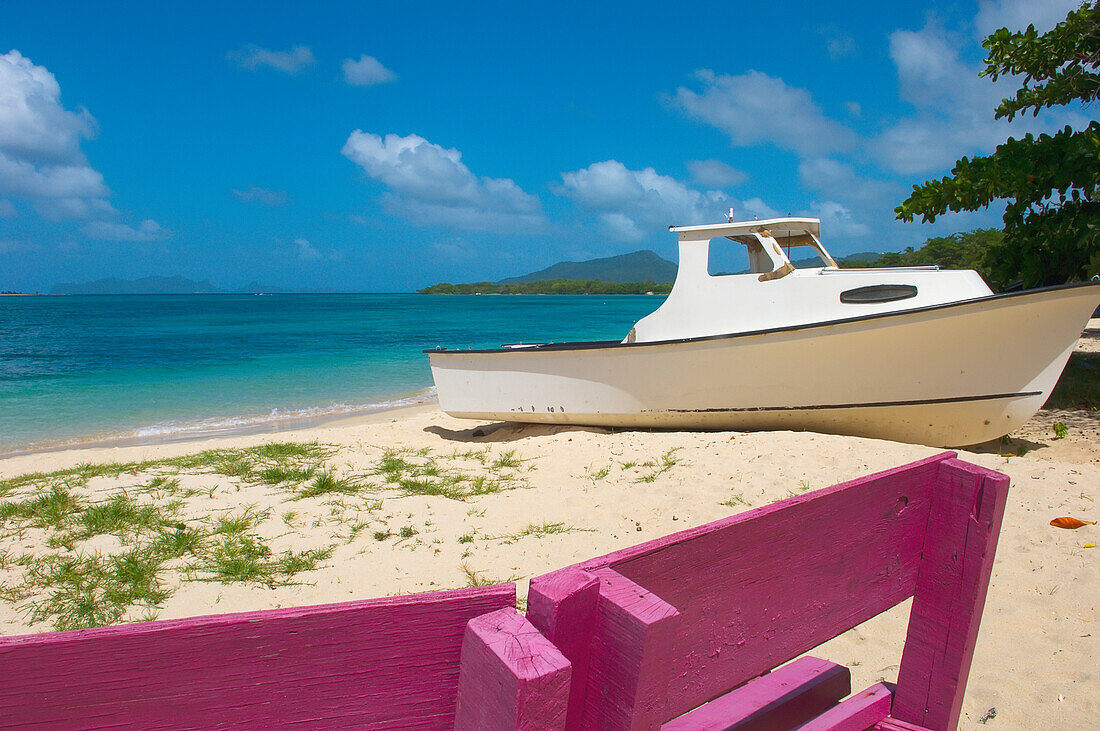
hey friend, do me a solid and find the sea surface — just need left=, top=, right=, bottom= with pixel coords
left=0, top=294, right=665, bottom=454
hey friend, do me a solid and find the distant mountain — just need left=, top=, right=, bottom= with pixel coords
left=499, top=250, right=677, bottom=284
left=52, top=276, right=224, bottom=295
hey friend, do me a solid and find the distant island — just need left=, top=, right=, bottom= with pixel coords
left=498, top=250, right=677, bottom=285
left=50, top=276, right=333, bottom=295
left=419, top=248, right=894, bottom=295
left=419, top=280, right=673, bottom=295
left=420, top=250, right=678, bottom=295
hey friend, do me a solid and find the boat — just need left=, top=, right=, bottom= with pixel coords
left=426, top=216, right=1100, bottom=446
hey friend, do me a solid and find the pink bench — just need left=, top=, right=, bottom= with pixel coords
left=0, top=452, right=1007, bottom=730
left=458, top=452, right=1008, bottom=730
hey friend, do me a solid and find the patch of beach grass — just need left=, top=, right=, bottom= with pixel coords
left=720, top=493, right=749, bottom=508
left=505, top=521, right=589, bottom=540
left=460, top=562, right=521, bottom=587
left=367, top=447, right=529, bottom=501
left=633, top=448, right=683, bottom=483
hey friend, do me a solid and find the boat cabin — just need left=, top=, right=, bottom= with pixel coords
left=626, top=216, right=992, bottom=343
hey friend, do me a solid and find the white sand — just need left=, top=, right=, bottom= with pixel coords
left=0, top=323, right=1096, bottom=728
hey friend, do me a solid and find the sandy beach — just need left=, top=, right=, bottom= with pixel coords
left=1, top=323, right=1097, bottom=729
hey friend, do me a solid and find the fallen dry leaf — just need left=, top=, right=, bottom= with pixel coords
left=1050, top=516, right=1096, bottom=529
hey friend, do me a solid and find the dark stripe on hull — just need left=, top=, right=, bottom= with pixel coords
left=665, top=391, right=1043, bottom=414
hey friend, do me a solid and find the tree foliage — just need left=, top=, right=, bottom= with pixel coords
left=845, top=229, right=1004, bottom=286
left=895, top=3, right=1100, bottom=288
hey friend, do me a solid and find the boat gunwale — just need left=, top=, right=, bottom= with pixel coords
left=423, top=280, right=1100, bottom=356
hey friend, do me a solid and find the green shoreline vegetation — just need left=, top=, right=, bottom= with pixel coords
left=418, top=279, right=673, bottom=295
left=418, top=230, right=1006, bottom=295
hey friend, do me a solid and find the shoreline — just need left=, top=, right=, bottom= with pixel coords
left=0, top=391, right=439, bottom=460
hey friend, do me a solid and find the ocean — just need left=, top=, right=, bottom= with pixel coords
left=0, top=294, right=665, bottom=453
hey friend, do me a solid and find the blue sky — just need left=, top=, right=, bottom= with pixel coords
left=0, top=0, right=1090, bottom=291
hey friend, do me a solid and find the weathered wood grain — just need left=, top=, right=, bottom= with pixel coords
left=581, top=567, right=681, bottom=729
left=661, top=656, right=850, bottom=730
left=795, top=682, right=894, bottom=731
left=527, top=568, right=600, bottom=728
left=572, top=452, right=956, bottom=721
left=454, top=607, right=571, bottom=730
left=891, top=458, right=1010, bottom=730
left=874, top=718, right=934, bottom=731
left=0, top=584, right=515, bottom=729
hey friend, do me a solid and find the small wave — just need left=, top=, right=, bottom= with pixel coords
left=0, top=387, right=437, bottom=457
left=128, top=388, right=438, bottom=439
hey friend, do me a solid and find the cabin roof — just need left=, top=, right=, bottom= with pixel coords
left=669, top=217, right=820, bottom=238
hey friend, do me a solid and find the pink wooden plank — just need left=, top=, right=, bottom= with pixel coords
left=454, top=607, right=571, bottom=730
left=796, top=682, right=894, bottom=731
left=572, top=452, right=956, bottom=721
left=874, top=719, right=933, bottom=731
left=526, top=568, right=600, bottom=729
left=661, top=656, right=851, bottom=730
left=891, top=458, right=1010, bottom=730
left=582, top=567, right=681, bottom=730
left=0, top=584, right=515, bottom=729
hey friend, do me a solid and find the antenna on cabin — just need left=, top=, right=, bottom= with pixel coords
left=727, top=208, right=734, bottom=223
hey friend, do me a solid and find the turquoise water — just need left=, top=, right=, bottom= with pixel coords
left=0, top=294, right=664, bottom=452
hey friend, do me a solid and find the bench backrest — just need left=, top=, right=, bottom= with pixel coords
left=0, top=584, right=514, bottom=728
left=526, top=452, right=1009, bottom=729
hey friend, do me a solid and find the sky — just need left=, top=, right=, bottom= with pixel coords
left=0, top=0, right=1091, bottom=292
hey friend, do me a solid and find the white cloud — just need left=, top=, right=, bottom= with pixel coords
left=826, top=34, right=855, bottom=59
left=82, top=219, right=170, bottom=242
left=558, top=160, right=763, bottom=242
left=845, top=101, right=862, bottom=117
left=342, top=55, right=396, bottom=86
left=232, top=185, right=287, bottom=205
left=228, top=45, right=315, bottom=74
left=341, top=131, right=544, bottom=232
left=808, top=201, right=872, bottom=239
left=670, top=69, right=857, bottom=155
left=0, top=50, right=96, bottom=164
left=0, top=50, right=166, bottom=238
left=294, top=237, right=321, bottom=261
left=741, top=197, right=782, bottom=221
left=686, top=159, right=748, bottom=188
left=0, top=50, right=106, bottom=214
left=0, top=151, right=107, bottom=200
left=975, top=0, right=1080, bottom=37
left=798, top=158, right=899, bottom=205
left=872, top=21, right=1059, bottom=175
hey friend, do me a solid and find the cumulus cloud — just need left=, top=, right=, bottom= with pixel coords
left=294, top=237, right=321, bottom=261
left=82, top=219, right=170, bottom=242
left=557, top=160, right=768, bottom=242
left=0, top=50, right=167, bottom=239
left=808, top=201, right=872, bottom=239
left=670, top=69, right=857, bottom=155
left=798, top=158, right=899, bottom=206
left=873, top=21, right=1056, bottom=174
left=227, top=44, right=315, bottom=74
left=0, top=50, right=106, bottom=215
left=232, top=185, right=287, bottom=205
left=0, top=51, right=95, bottom=163
left=975, top=0, right=1080, bottom=37
left=686, top=159, right=747, bottom=188
left=341, top=131, right=544, bottom=232
left=342, top=55, right=397, bottom=86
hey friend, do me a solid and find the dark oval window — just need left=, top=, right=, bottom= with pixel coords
left=839, top=284, right=918, bottom=304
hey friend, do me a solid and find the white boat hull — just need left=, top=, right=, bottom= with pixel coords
left=428, top=284, right=1100, bottom=447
